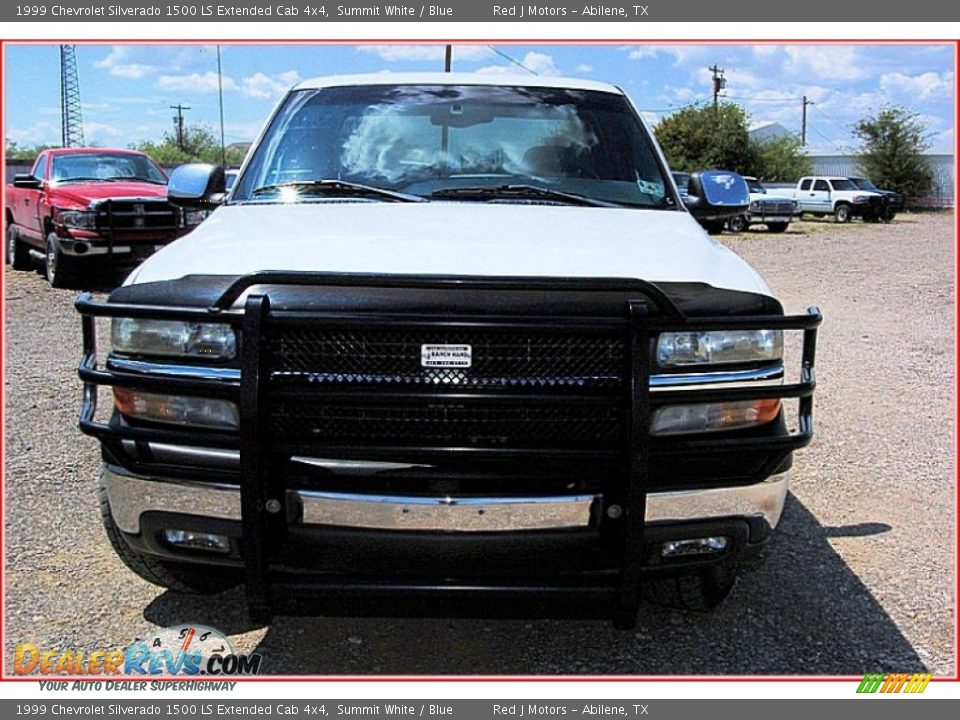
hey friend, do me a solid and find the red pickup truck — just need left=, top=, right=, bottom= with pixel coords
left=5, top=148, right=203, bottom=287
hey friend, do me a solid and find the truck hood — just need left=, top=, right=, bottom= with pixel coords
left=750, top=192, right=795, bottom=203
left=127, top=202, right=773, bottom=297
left=49, top=181, right=168, bottom=208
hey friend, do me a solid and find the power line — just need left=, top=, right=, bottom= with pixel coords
left=722, top=94, right=804, bottom=103
left=811, top=104, right=850, bottom=135
left=486, top=45, right=539, bottom=75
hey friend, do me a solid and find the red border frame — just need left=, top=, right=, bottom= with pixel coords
left=0, top=37, right=956, bottom=684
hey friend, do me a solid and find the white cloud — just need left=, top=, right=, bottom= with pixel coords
left=752, top=46, right=779, bottom=58
left=84, top=121, right=123, bottom=140
left=625, top=45, right=709, bottom=66
left=357, top=44, right=494, bottom=62
left=879, top=71, right=954, bottom=101
left=240, top=70, right=301, bottom=99
left=576, top=64, right=593, bottom=73
left=783, top=46, right=866, bottom=81
left=95, top=45, right=218, bottom=79
left=476, top=51, right=560, bottom=76
left=95, top=47, right=156, bottom=78
left=6, top=121, right=58, bottom=145
left=157, top=71, right=234, bottom=93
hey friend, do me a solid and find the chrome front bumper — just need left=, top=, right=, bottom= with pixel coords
left=103, top=464, right=790, bottom=538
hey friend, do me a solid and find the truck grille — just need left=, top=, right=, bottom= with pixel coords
left=94, top=199, right=180, bottom=233
left=759, top=201, right=794, bottom=215
left=267, top=325, right=627, bottom=451
left=271, top=399, right=624, bottom=450
left=269, top=327, right=626, bottom=389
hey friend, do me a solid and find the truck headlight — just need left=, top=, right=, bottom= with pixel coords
left=656, top=329, right=782, bottom=367
left=114, top=388, right=239, bottom=429
left=651, top=398, right=781, bottom=435
left=182, top=209, right=211, bottom=226
left=55, top=209, right=96, bottom=230
left=112, top=318, right=237, bottom=360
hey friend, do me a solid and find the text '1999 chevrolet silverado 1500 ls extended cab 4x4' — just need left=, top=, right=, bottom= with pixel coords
left=6, top=148, right=203, bottom=287
left=76, top=74, right=821, bottom=627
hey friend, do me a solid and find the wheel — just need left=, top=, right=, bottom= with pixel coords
left=641, top=560, right=738, bottom=611
left=703, top=220, right=726, bottom=235
left=6, top=223, right=31, bottom=270
left=727, top=215, right=748, bottom=233
left=766, top=222, right=789, bottom=233
left=834, top=204, right=851, bottom=224
left=98, top=476, right=240, bottom=594
left=45, top=232, right=76, bottom=288
left=885, top=209, right=898, bottom=222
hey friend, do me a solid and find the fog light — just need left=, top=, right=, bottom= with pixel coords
left=651, top=398, right=781, bottom=435
left=661, top=536, right=728, bottom=557
left=163, top=529, right=230, bottom=554
left=114, top=388, right=239, bottom=429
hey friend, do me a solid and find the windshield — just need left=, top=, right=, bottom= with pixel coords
left=830, top=179, right=857, bottom=191
left=233, top=84, right=672, bottom=208
left=851, top=178, right=877, bottom=190
left=51, top=153, right=167, bottom=184
left=746, top=178, right=764, bottom=193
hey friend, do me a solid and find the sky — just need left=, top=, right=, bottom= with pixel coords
left=4, top=43, right=955, bottom=155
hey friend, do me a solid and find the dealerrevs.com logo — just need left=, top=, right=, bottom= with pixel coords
left=14, top=625, right=262, bottom=676
left=856, top=673, right=932, bottom=694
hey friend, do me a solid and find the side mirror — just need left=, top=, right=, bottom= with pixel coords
left=167, top=164, right=226, bottom=209
left=684, top=170, right=750, bottom=221
left=13, top=174, right=42, bottom=189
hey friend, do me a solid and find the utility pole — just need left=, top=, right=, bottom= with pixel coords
left=444, top=44, right=452, bottom=72
left=801, top=95, right=814, bottom=146
left=710, top=65, right=726, bottom=109
left=217, top=46, right=226, bottom=166
left=170, top=103, right=190, bottom=151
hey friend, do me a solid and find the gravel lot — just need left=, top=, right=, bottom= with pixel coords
left=3, top=212, right=955, bottom=676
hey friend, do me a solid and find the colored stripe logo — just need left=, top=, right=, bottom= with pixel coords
left=857, top=673, right=932, bottom=694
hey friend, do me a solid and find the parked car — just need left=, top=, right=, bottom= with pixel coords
left=777, top=175, right=885, bottom=223
left=726, top=177, right=800, bottom=233
left=672, top=170, right=750, bottom=235
left=848, top=177, right=904, bottom=221
left=5, top=148, right=201, bottom=287
left=76, top=73, right=820, bottom=627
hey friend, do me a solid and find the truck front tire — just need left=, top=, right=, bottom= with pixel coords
left=45, top=233, right=77, bottom=289
left=98, top=480, right=240, bottom=595
left=727, top=215, right=748, bottom=233
left=6, top=225, right=31, bottom=270
left=766, top=222, right=789, bottom=233
left=642, top=560, right=738, bottom=611
left=834, top=204, right=851, bottom=224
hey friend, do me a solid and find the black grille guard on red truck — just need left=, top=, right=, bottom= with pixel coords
left=76, top=272, right=821, bottom=627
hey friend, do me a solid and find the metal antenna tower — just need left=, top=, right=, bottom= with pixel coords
left=60, top=45, right=85, bottom=147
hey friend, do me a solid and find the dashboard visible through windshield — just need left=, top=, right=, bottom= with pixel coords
left=232, top=84, right=673, bottom=209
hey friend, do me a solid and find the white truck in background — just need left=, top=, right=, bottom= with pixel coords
left=777, top=176, right=885, bottom=223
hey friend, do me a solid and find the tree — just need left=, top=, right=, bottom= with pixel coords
left=854, top=107, right=933, bottom=198
left=655, top=103, right=757, bottom=174
left=750, top=135, right=811, bottom=182
left=133, top=123, right=246, bottom=167
left=5, top=139, right=57, bottom=161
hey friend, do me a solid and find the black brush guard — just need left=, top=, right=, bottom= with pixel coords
left=93, top=199, right=182, bottom=257
left=76, top=272, right=821, bottom=626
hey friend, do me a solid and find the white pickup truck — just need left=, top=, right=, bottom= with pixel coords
left=75, top=73, right=820, bottom=628
left=778, top=176, right=885, bottom=223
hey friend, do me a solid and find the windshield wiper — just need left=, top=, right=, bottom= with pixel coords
left=109, top=176, right=167, bottom=185
left=430, top=184, right=620, bottom=208
left=250, top=179, right=425, bottom=203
